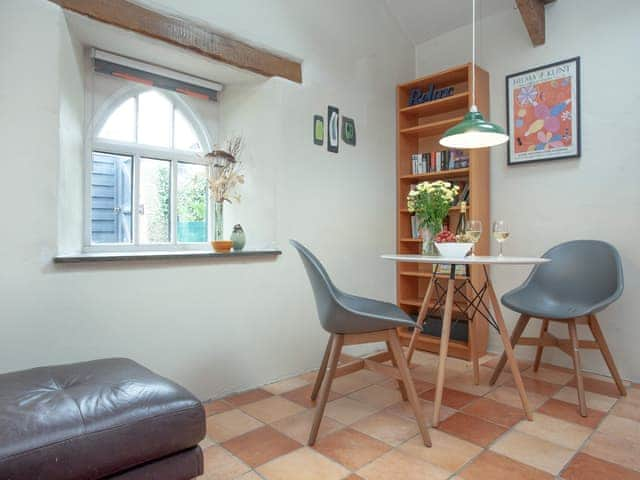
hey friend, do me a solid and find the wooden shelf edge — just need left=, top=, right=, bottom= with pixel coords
left=400, top=116, right=464, bottom=137
left=398, top=64, right=470, bottom=90
left=397, top=328, right=471, bottom=360
left=400, top=168, right=469, bottom=182
left=400, top=92, right=469, bottom=117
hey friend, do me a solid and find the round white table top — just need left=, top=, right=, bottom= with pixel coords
left=381, top=254, right=550, bottom=265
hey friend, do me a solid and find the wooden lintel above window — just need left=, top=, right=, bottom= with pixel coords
left=516, top=0, right=556, bottom=46
left=50, top=0, right=303, bottom=83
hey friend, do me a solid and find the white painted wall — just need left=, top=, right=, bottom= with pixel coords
left=415, top=0, right=640, bottom=381
left=0, top=0, right=413, bottom=398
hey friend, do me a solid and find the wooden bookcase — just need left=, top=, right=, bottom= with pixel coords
left=395, top=63, right=490, bottom=360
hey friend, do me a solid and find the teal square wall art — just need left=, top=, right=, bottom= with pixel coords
left=342, top=116, right=356, bottom=146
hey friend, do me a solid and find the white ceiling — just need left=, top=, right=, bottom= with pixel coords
left=384, top=0, right=515, bottom=45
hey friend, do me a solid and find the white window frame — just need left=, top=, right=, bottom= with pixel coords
left=85, top=85, right=213, bottom=253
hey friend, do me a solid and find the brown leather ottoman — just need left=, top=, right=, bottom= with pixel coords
left=0, top=358, right=206, bottom=480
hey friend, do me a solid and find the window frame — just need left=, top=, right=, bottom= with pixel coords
left=85, top=86, right=213, bottom=253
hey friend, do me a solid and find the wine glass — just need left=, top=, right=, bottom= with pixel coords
left=492, top=220, right=510, bottom=256
left=466, top=220, right=482, bottom=256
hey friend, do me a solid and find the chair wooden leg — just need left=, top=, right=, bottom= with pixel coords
left=310, top=334, right=333, bottom=401
left=432, top=275, right=455, bottom=427
left=308, top=334, right=343, bottom=445
left=588, top=314, right=627, bottom=396
left=533, top=319, right=549, bottom=372
left=387, top=329, right=432, bottom=447
left=489, top=314, right=530, bottom=385
left=567, top=319, right=587, bottom=417
left=386, top=340, right=408, bottom=401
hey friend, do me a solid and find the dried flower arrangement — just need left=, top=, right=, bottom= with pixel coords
left=205, top=135, right=245, bottom=204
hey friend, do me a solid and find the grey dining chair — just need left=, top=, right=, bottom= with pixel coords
left=489, top=240, right=627, bottom=416
left=290, top=239, right=431, bottom=447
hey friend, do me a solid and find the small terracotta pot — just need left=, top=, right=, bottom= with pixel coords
left=211, top=240, right=233, bottom=253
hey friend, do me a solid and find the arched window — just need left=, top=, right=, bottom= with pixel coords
left=89, top=87, right=212, bottom=248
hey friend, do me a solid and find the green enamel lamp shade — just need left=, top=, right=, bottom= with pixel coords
left=440, top=110, right=509, bottom=149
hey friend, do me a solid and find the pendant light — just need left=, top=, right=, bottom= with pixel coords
left=440, top=0, right=508, bottom=149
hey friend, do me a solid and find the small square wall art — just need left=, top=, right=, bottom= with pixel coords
left=327, top=106, right=339, bottom=153
left=313, top=115, right=324, bottom=145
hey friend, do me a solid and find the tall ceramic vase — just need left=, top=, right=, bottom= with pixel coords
left=214, top=202, right=224, bottom=241
left=421, top=222, right=442, bottom=256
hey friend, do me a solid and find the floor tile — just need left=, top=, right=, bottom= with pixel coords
left=257, top=447, right=349, bottom=480
left=409, top=349, right=440, bottom=366
left=282, top=384, right=341, bottom=409
left=271, top=409, right=343, bottom=444
left=235, top=472, right=262, bottom=480
left=567, top=375, right=625, bottom=398
left=514, top=412, right=592, bottom=449
left=490, top=430, right=575, bottom=475
left=384, top=398, right=456, bottom=424
left=330, top=370, right=387, bottom=395
left=204, top=399, right=234, bottom=417
left=199, top=436, right=215, bottom=449
left=419, top=387, right=479, bottom=409
left=482, top=355, right=531, bottom=371
left=508, top=375, right=563, bottom=397
left=206, top=409, right=264, bottom=442
left=357, top=449, right=451, bottom=480
left=345, top=475, right=365, bottom=480
left=350, top=411, right=419, bottom=446
left=458, top=450, right=553, bottom=480
left=597, top=414, right=640, bottom=444
left=239, top=395, right=305, bottom=424
left=553, top=385, right=618, bottom=412
left=537, top=398, right=605, bottom=428
left=313, top=428, right=391, bottom=470
left=462, top=397, right=526, bottom=428
left=561, top=452, right=640, bottom=480
left=263, top=375, right=310, bottom=395
left=485, top=385, right=549, bottom=410
left=399, top=429, right=482, bottom=472
left=221, top=426, right=302, bottom=468
left=224, top=389, right=273, bottom=407
left=377, top=377, right=434, bottom=394
left=347, top=384, right=403, bottom=409
left=325, top=397, right=379, bottom=425
left=201, top=446, right=250, bottom=480
left=583, top=431, right=640, bottom=472
left=298, top=370, right=320, bottom=383
left=438, top=412, right=507, bottom=447
left=522, top=366, right=574, bottom=385
left=443, top=370, right=495, bottom=396
left=611, top=388, right=640, bottom=422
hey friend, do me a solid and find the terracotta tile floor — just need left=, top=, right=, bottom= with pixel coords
left=199, top=351, right=639, bottom=479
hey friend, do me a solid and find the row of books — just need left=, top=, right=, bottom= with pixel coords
left=410, top=150, right=469, bottom=174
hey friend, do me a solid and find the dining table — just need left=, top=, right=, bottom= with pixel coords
left=381, top=254, right=550, bottom=427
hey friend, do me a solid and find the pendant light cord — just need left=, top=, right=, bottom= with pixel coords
left=471, top=0, right=477, bottom=112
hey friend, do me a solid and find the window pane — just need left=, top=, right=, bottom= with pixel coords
left=97, top=97, right=135, bottom=142
left=174, top=109, right=202, bottom=152
left=177, top=162, right=208, bottom=243
left=137, top=90, right=172, bottom=148
left=91, top=152, right=132, bottom=244
left=138, top=158, right=171, bottom=243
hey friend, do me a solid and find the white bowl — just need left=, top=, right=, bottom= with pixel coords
left=435, top=242, right=473, bottom=258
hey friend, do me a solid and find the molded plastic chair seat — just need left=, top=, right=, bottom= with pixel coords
left=502, top=288, right=599, bottom=320
left=501, top=240, right=623, bottom=320
left=333, top=291, right=416, bottom=333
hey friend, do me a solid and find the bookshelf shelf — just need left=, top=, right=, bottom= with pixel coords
left=400, top=168, right=470, bottom=182
left=400, top=116, right=464, bottom=137
left=400, top=92, right=469, bottom=118
left=395, top=63, right=490, bottom=361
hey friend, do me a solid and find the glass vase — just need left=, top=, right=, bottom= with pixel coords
left=214, top=201, right=224, bottom=240
left=421, top=222, right=442, bottom=256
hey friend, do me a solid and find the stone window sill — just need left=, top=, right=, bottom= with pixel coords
left=53, top=249, right=282, bottom=264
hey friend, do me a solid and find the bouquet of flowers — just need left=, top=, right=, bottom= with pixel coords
left=407, top=180, right=459, bottom=254
left=205, top=135, right=245, bottom=204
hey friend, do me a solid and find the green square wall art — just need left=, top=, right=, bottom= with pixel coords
left=313, top=115, right=324, bottom=145
left=342, top=116, right=356, bottom=146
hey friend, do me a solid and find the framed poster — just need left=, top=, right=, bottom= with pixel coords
left=327, top=106, right=339, bottom=153
left=506, top=57, right=581, bottom=165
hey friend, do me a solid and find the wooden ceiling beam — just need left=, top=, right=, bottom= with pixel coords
left=516, top=0, right=548, bottom=46
left=50, top=0, right=302, bottom=83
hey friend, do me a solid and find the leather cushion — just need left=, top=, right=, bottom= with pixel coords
left=0, top=358, right=205, bottom=480
left=106, top=447, right=203, bottom=480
